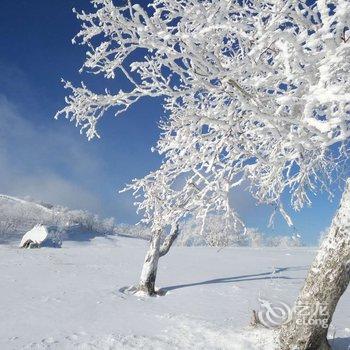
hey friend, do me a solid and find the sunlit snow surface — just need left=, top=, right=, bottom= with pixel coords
left=0, top=236, right=349, bottom=349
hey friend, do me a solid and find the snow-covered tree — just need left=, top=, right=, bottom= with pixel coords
left=244, top=228, right=263, bottom=248
left=57, top=1, right=349, bottom=347
left=178, top=213, right=244, bottom=247
left=116, top=222, right=151, bottom=240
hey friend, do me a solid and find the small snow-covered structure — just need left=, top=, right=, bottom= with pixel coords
left=20, top=225, right=62, bottom=248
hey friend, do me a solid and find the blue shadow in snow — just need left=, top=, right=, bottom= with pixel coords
left=161, top=266, right=307, bottom=292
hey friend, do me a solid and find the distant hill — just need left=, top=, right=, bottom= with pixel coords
left=0, top=195, right=302, bottom=248
left=0, top=194, right=116, bottom=244
left=117, top=215, right=303, bottom=248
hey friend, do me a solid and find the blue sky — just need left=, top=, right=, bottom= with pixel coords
left=0, top=0, right=343, bottom=244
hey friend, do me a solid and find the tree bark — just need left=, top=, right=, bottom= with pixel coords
left=138, top=224, right=180, bottom=296
left=280, top=179, right=350, bottom=350
left=138, top=230, right=162, bottom=296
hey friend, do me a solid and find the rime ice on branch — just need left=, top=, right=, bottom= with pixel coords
left=56, top=0, right=350, bottom=231
left=57, top=0, right=350, bottom=309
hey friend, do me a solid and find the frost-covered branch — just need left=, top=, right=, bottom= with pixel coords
left=159, top=224, right=180, bottom=257
left=58, top=0, right=350, bottom=231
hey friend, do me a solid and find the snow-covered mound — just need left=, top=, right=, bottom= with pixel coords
left=19, top=225, right=62, bottom=248
left=0, top=194, right=116, bottom=244
left=20, top=225, right=49, bottom=248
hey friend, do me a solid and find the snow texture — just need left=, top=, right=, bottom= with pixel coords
left=0, top=236, right=348, bottom=349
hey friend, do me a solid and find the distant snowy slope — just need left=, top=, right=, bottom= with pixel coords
left=0, top=195, right=53, bottom=213
left=0, top=194, right=116, bottom=243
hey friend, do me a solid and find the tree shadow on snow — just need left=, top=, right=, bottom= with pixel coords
left=161, top=266, right=307, bottom=292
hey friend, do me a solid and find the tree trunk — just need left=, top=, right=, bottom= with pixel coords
left=138, top=224, right=180, bottom=296
left=280, top=179, right=350, bottom=350
left=138, top=230, right=162, bottom=296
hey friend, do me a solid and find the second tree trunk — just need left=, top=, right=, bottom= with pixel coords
left=280, top=179, right=350, bottom=349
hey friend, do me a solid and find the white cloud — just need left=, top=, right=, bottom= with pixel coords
left=0, top=95, right=104, bottom=213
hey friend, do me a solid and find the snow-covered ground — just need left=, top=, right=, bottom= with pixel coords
left=0, top=236, right=349, bottom=349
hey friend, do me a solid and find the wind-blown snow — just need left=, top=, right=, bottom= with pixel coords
left=0, top=236, right=348, bottom=349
